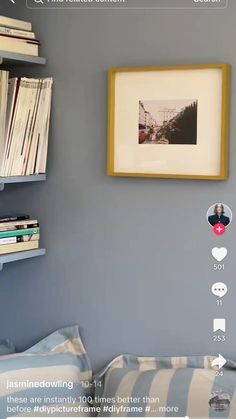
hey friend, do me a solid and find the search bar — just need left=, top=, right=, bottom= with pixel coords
left=26, top=0, right=228, bottom=9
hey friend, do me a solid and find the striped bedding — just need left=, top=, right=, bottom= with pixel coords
left=94, top=354, right=236, bottom=418
left=0, top=326, right=92, bottom=418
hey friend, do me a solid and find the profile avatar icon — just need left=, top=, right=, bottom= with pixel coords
left=208, top=204, right=230, bottom=227
left=209, top=391, right=231, bottom=412
left=207, top=203, right=232, bottom=235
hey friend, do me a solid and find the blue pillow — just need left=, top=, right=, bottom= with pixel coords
left=0, top=326, right=93, bottom=418
left=0, top=340, right=15, bottom=356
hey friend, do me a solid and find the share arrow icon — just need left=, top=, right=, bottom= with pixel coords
left=211, top=354, right=227, bottom=369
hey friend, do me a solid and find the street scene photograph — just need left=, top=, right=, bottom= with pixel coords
left=139, top=99, right=198, bottom=145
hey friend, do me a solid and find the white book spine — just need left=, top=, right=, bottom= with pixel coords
left=33, top=80, right=49, bottom=174
left=0, top=71, right=9, bottom=172
left=0, top=237, right=17, bottom=245
left=14, top=79, right=39, bottom=175
left=1, top=78, right=18, bottom=176
left=0, top=16, right=32, bottom=31
left=4, top=80, right=25, bottom=176
left=0, top=240, right=39, bottom=255
left=9, top=80, right=31, bottom=176
left=34, top=79, right=52, bottom=174
left=0, top=26, right=35, bottom=39
left=26, top=79, right=45, bottom=175
left=0, top=234, right=40, bottom=245
left=24, top=79, right=42, bottom=175
left=0, top=220, right=38, bottom=230
left=11, top=80, right=32, bottom=175
left=21, top=79, right=41, bottom=175
left=0, top=39, right=38, bottom=56
left=36, top=79, right=53, bottom=174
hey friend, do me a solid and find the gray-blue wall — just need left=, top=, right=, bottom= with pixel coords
left=0, top=2, right=235, bottom=372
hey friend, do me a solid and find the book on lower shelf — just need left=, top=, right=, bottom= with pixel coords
left=0, top=72, right=53, bottom=177
left=0, top=240, right=39, bottom=255
left=0, top=16, right=32, bottom=31
left=0, top=36, right=39, bottom=56
left=0, top=213, right=41, bottom=255
left=0, top=15, right=40, bottom=57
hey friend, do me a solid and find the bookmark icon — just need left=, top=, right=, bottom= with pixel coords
left=213, top=319, right=226, bottom=333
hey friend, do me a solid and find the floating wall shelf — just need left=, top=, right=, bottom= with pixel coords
left=0, top=248, right=46, bottom=271
left=0, top=174, right=46, bottom=191
left=0, top=49, right=47, bottom=271
left=0, top=51, right=46, bottom=66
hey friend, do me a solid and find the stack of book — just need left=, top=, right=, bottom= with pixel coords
left=0, top=214, right=40, bottom=255
left=0, top=72, right=53, bottom=176
left=0, top=16, right=39, bottom=56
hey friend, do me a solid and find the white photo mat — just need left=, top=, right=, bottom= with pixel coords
left=111, top=67, right=226, bottom=177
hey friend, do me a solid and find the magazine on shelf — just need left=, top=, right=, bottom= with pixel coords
left=0, top=71, right=9, bottom=171
left=0, top=77, right=53, bottom=177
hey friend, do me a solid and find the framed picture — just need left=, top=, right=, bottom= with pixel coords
left=107, top=64, right=230, bottom=180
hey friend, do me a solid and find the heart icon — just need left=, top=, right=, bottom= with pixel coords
left=212, top=247, right=227, bottom=262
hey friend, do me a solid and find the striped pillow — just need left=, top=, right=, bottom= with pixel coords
left=94, top=355, right=236, bottom=418
left=0, top=326, right=92, bottom=418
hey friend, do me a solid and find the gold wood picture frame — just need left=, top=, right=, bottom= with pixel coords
left=107, top=64, right=230, bottom=180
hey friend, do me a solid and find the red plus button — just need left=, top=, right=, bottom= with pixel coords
left=214, top=223, right=226, bottom=235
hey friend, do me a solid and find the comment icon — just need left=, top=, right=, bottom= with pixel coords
left=211, top=282, right=228, bottom=299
